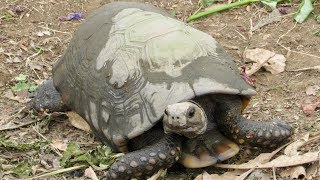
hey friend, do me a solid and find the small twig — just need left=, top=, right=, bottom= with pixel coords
left=32, top=69, right=41, bottom=80
left=273, top=166, right=277, bottom=180
left=38, top=26, right=72, bottom=36
left=277, top=23, right=320, bottom=59
left=148, top=169, right=165, bottom=180
left=288, top=66, right=320, bottom=72
left=234, top=29, right=247, bottom=40
left=1, top=106, right=26, bottom=124
left=0, top=119, right=39, bottom=131
left=239, top=168, right=256, bottom=180
left=25, top=165, right=86, bottom=180
left=33, top=127, right=63, bottom=157
left=25, top=50, right=42, bottom=67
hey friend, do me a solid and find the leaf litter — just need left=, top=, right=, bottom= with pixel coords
left=195, top=132, right=320, bottom=179
left=243, top=48, right=286, bottom=75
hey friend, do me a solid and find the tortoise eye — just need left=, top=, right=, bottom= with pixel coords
left=188, top=108, right=195, bottom=118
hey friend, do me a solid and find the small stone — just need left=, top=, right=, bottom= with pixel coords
left=159, top=153, right=166, bottom=160
left=170, top=150, right=176, bottom=155
left=130, top=161, right=138, bottom=168
left=136, top=172, right=142, bottom=176
left=150, top=152, right=156, bottom=157
left=148, top=158, right=156, bottom=164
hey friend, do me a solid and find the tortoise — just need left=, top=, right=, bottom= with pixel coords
left=32, top=2, right=292, bottom=179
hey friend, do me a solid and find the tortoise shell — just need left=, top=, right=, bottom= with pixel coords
left=52, top=2, right=256, bottom=151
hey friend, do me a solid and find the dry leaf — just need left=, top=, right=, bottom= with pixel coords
left=263, top=54, right=286, bottom=74
left=148, top=169, right=165, bottom=180
left=67, top=111, right=92, bottom=132
left=251, top=9, right=282, bottom=31
left=284, top=133, right=309, bottom=156
left=84, top=167, right=98, bottom=180
left=243, top=48, right=286, bottom=75
left=215, top=151, right=320, bottom=169
left=51, top=139, right=68, bottom=151
left=306, top=85, right=320, bottom=96
left=194, top=169, right=255, bottom=180
left=301, top=101, right=320, bottom=115
left=214, top=137, right=320, bottom=170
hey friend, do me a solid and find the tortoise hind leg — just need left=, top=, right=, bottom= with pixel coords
left=213, top=95, right=292, bottom=147
left=106, top=134, right=183, bottom=179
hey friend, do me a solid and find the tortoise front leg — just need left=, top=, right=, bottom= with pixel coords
left=106, top=134, right=182, bottom=179
left=213, top=95, right=292, bottom=147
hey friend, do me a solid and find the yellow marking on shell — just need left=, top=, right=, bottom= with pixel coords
left=238, top=139, right=245, bottom=144
left=235, top=129, right=240, bottom=133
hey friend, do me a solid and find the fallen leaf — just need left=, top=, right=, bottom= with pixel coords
left=301, top=101, right=320, bottom=115
left=243, top=48, right=286, bottom=75
left=215, top=151, right=320, bottom=169
left=67, top=111, right=92, bottom=132
left=263, top=54, right=286, bottom=74
left=148, top=169, right=166, bottom=180
left=294, top=0, right=314, bottom=23
left=84, top=167, right=99, bottom=180
left=284, top=133, right=309, bottom=156
left=59, top=13, right=85, bottom=21
left=252, top=9, right=281, bottom=31
left=306, top=85, right=320, bottom=96
left=194, top=169, right=255, bottom=180
left=51, top=140, right=68, bottom=151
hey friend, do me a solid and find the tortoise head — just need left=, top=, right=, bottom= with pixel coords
left=163, top=101, right=207, bottom=138
left=32, top=79, right=67, bottom=112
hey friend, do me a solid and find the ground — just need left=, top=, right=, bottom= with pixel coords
left=0, top=0, right=319, bottom=179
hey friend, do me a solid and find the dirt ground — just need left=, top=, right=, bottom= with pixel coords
left=0, top=0, right=319, bottom=179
